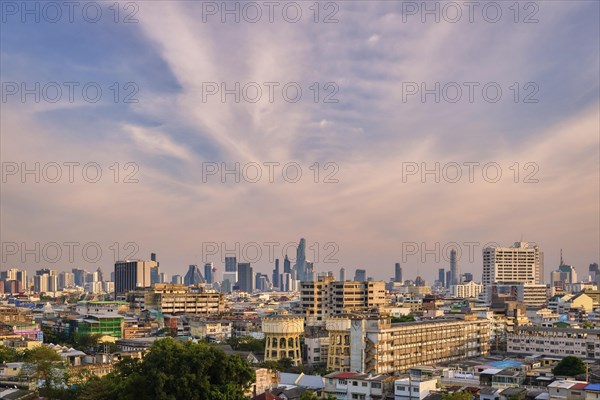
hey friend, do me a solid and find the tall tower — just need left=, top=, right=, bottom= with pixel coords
left=395, top=263, right=402, bottom=282
left=340, top=267, right=346, bottom=282
left=295, top=238, right=307, bottom=281
left=283, top=255, right=291, bottom=274
left=450, top=249, right=458, bottom=286
left=438, top=268, right=445, bottom=287
left=272, top=259, right=280, bottom=289
left=238, top=263, right=254, bottom=293
left=204, top=262, right=214, bottom=284
left=225, top=256, right=237, bottom=273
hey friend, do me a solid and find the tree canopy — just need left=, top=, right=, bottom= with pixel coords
left=552, top=356, right=586, bottom=376
left=77, top=338, right=255, bottom=400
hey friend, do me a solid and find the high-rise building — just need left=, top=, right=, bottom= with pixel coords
left=283, top=255, right=291, bottom=274
left=590, top=262, right=599, bottom=282
left=280, top=272, right=293, bottom=292
left=225, top=256, right=237, bottom=273
left=114, top=259, right=156, bottom=298
left=255, top=273, right=271, bottom=292
left=462, top=273, right=473, bottom=283
left=184, top=265, right=204, bottom=286
left=295, top=238, right=308, bottom=281
left=438, top=268, right=445, bottom=287
left=395, top=263, right=402, bottom=282
left=450, top=249, right=459, bottom=286
left=172, top=274, right=183, bottom=284
left=482, top=241, right=543, bottom=301
left=58, top=271, right=74, bottom=290
left=204, top=262, right=214, bottom=284
left=72, top=268, right=86, bottom=287
left=301, top=277, right=387, bottom=326
left=237, top=263, right=254, bottom=293
left=272, top=259, right=280, bottom=289
left=339, top=267, right=345, bottom=282
left=550, top=250, right=577, bottom=289
left=354, top=269, right=367, bottom=282
left=445, top=270, right=451, bottom=289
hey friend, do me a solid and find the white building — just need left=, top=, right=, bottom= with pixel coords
left=394, top=377, right=438, bottom=400
left=452, top=281, right=483, bottom=298
left=483, top=242, right=543, bottom=301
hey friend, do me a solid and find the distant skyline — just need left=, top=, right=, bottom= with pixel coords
left=2, top=2, right=598, bottom=284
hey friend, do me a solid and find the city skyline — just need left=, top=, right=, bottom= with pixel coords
left=2, top=2, right=598, bottom=289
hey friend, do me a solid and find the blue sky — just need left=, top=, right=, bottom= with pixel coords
left=1, top=1, right=599, bottom=283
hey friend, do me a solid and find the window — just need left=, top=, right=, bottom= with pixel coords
left=362, top=382, right=368, bottom=387
left=372, top=383, right=381, bottom=389
left=353, top=381, right=358, bottom=386
left=397, top=386, right=406, bottom=391
left=413, top=387, right=419, bottom=392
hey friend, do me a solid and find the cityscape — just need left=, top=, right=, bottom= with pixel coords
left=1, top=1, right=599, bottom=400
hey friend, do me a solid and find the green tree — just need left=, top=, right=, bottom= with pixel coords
left=21, top=346, right=66, bottom=399
left=78, top=338, right=255, bottom=400
left=325, top=394, right=337, bottom=400
left=299, top=390, right=319, bottom=400
left=552, top=356, right=586, bottom=376
left=0, top=345, right=19, bottom=363
left=391, top=314, right=416, bottom=323
left=442, top=392, right=473, bottom=400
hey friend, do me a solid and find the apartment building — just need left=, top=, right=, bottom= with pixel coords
left=483, top=242, right=544, bottom=301
left=507, top=326, right=600, bottom=359
left=300, top=276, right=387, bottom=326
left=453, top=281, right=484, bottom=298
left=326, top=314, right=490, bottom=374
left=324, top=371, right=395, bottom=400
left=127, top=284, right=225, bottom=315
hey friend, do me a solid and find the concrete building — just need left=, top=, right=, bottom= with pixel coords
left=326, top=314, right=490, bottom=374
left=127, top=284, right=225, bottom=315
left=452, top=281, right=483, bottom=298
left=262, top=315, right=304, bottom=366
left=325, top=371, right=395, bottom=400
left=507, top=326, right=600, bottom=359
left=483, top=242, right=544, bottom=301
left=300, top=276, right=387, bottom=326
left=114, top=259, right=157, bottom=298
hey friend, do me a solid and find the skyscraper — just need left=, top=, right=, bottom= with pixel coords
left=450, top=248, right=459, bottom=286
left=114, top=259, right=156, bottom=298
left=72, top=268, right=86, bottom=287
left=445, top=270, right=452, bottom=289
left=237, top=263, right=254, bottom=293
left=295, top=238, right=308, bottom=281
left=204, top=262, right=214, bottom=284
left=482, top=241, right=543, bottom=300
left=438, top=268, right=445, bottom=287
left=354, top=269, right=367, bottom=282
left=395, top=263, right=402, bottom=282
left=225, top=256, right=237, bottom=272
left=340, top=267, right=346, bottom=282
left=184, top=265, right=205, bottom=286
left=272, top=259, right=280, bottom=289
left=590, top=262, right=599, bottom=282
left=283, top=255, right=291, bottom=274
left=171, top=274, right=183, bottom=284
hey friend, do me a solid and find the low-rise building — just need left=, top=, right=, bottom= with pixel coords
left=507, top=326, right=600, bottom=359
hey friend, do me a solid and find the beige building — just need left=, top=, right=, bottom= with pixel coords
left=326, top=314, right=490, bottom=374
left=453, top=281, right=483, bottom=298
left=300, top=276, right=387, bottom=326
left=508, top=326, right=600, bottom=359
left=262, top=315, right=304, bottom=366
left=127, top=284, right=225, bottom=315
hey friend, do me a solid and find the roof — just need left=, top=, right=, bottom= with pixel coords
left=489, top=360, right=523, bottom=369
left=252, top=392, right=283, bottom=400
left=325, top=371, right=357, bottom=379
left=585, top=384, right=600, bottom=392
left=480, top=368, right=503, bottom=375
left=278, top=372, right=324, bottom=389
left=548, top=380, right=588, bottom=389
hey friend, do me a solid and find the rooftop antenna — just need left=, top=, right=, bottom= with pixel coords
left=560, top=249, right=564, bottom=266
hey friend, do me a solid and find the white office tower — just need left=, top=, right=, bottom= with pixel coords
left=483, top=241, right=543, bottom=301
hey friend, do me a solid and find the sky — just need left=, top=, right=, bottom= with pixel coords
left=1, top=0, right=599, bottom=284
